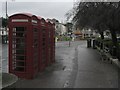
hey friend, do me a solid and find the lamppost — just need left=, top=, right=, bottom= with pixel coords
left=5, top=0, right=15, bottom=31
left=2, top=1, right=8, bottom=44
left=68, top=32, right=72, bottom=47
left=5, top=1, right=8, bottom=44
left=6, top=1, right=8, bottom=19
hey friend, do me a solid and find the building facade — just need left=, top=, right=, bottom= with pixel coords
left=47, top=18, right=67, bottom=36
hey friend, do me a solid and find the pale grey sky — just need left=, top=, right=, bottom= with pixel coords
left=1, top=0, right=75, bottom=22
left=0, top=0, right=75, bottom=2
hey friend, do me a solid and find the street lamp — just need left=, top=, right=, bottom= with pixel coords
left=6, top=1, right=8, bottom=19
left=4, top=1, right=8, bottom=44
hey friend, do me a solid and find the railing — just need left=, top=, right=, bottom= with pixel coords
left=94, top=39, right=120, bottom=62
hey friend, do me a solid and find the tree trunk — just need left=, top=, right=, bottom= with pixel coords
left=110, top=29, right=117, bottom=46
left=110, top=29, right=118, bottom=58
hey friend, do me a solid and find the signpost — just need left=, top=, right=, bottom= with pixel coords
left=68, top=32, right=72, bottom=47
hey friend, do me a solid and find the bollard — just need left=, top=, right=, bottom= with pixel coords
left=112, top=46, right=117, bottom=58
left=87, top=39, right=91, bottom=48
left=93, top=39, right=96, bottom=49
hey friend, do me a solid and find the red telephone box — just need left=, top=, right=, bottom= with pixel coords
left=37, top=16, right=47, bottom=71
left=46, top=21, right=52, bottom=66
left=8, top=13, right=39, bottom=79
left=8, top=13, right=55, bottom=79
left=46, top=21, right=55, bottom=64
left=51, top=22, right=55, bottom=63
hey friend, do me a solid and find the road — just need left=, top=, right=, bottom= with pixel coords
left=0, top=36, right=1, bottom=68
left=2, top=44, right=8, bottom=73
left=1, top=41, right=119, bottom=88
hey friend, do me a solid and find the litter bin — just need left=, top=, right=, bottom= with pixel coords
left=93, top=39, right=96, bottom=49
left=87, top=39, right=91, bottom=48
left=112, top=46, right=117, bottom=58
left=2, top=73, right=18, bottom=89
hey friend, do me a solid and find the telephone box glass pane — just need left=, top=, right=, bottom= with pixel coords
left=12, top=27, right=26, bottom=72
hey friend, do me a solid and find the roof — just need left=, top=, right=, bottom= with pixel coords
left=46, top=20, right=51, bottom=23
left=20, top=13, right=33, bottom=17
left=9, top=13, right=33, bottom=18
left=37, top=16, right=46, bottom=22
left=37, top=16, right=42, bottom=20
left=46, top=18, right=55, bottom=24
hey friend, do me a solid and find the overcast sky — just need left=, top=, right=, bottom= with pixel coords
left=1, top=0, right=75, bottom=23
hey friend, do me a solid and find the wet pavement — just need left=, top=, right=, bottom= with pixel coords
left=74, top=43, right=118, bottom=88
left=15, top=41, right=77, bottom=88
left=1, top=40, right=119, bottom=88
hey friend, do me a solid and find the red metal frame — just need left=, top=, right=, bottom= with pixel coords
left=51, top=23, right=55, bottom=63
left=46, top=21, right=51, bottom=66
left=37, top=16, right=47, bottom=72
